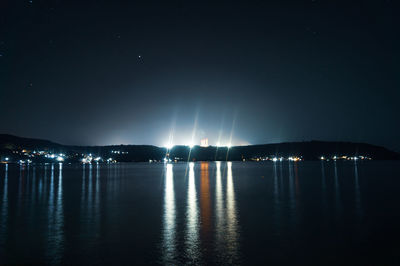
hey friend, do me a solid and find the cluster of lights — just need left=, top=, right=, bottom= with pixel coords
left=111, top=150, right=128, bottom=154
left=81, top=154, right=93, bottom=164
left=2, top=149, right=118, bottom=164
left=19, top=159, right=32, bottom=164
left=81, top=155, right=102, bottom=164
left=82, top=155, right=116, bottom=164
left=45, top=153, right=64, bottom=158
left=288, top=156, right=302, bottom=162
left=43, top=153, right=66, bottom=162
left=252, top=156, right=302, bottom=162
left=320, top=155, right=371, bottom=161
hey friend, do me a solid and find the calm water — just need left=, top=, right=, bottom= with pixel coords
left=0, top=161, right=400, bottom=265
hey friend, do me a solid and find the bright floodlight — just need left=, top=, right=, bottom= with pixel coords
left=227, top=143, right=232, bottom=148
left=216, top=142, right=221, bottom=147
left=188, top=142, right=194, bottom=149
left=272, top=157, right=278, bottom=162
left=56, top=156, right=64, bottom=162
left=165, top=142, right=174, bottom=149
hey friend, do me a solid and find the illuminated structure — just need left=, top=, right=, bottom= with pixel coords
left=200, top=138, right=209, bottom=147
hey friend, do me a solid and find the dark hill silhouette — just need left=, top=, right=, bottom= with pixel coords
left=0, top=134, right=399, bottom=162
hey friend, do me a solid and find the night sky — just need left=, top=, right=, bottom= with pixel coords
left=0, top=0, right=399, bottom=150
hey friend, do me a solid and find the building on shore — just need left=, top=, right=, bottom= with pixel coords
left=200, top=138, right=209, bottom=147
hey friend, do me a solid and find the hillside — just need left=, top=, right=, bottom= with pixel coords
left=0, top=134, right=399, bottom=162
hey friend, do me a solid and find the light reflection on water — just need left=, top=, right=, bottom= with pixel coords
left=0, top=164, right=8, bottom=248
left=288, top=161, right=296, bottom=217
left=47, top=164, right=64, bottom=263
left=225, top=161, right=239, bottom=263
left=321, top=161, right=328, bottom=221
left=162, top=164, right=176, bottom=264
left=200, top=162, right=211, bottom=248
left=161, top=161, right=240, bottom=264
left=1, top=161, right=399, bottom=265
left=354, top=162, right=362, bottom=219
left=215, top=161, right=224, bottom=253
left=273, top=162, right=279, bottom=205
left=273, top=162, right=281, bottom=233
left=334, top=161, right=342, bottom=218
left=185, top=162, right=199, bottom=263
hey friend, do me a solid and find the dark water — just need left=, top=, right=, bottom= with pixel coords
left=0, top=161, right=400, bottom=265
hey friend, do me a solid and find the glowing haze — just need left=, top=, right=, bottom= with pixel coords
left=0, top=1, right=399, bottom=150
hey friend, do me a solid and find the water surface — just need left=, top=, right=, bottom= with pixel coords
left=0, top=161, right=400, bottom=265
